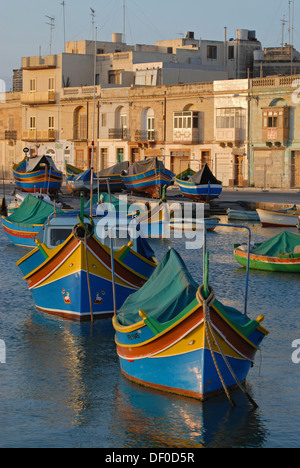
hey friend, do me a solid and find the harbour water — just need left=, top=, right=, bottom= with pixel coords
left=0, top=216, right=300, bottom=448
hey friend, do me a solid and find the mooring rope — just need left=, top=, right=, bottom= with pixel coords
left=196, top=285, right=258, bottom=409
left=84, top=233, right=94, bottom=324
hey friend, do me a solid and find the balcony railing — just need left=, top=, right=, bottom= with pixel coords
left=173, top=128, right=199, bottom=144
left=135, top=130, right=157, bottom=142
left=108, top=128, right=128, bottom=140
left=22, top=129, right=56, bottom=142
left=21, top=91, right=56, bottom=105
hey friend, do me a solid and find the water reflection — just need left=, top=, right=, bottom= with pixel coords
left=111, top=377, right=268, bottom=448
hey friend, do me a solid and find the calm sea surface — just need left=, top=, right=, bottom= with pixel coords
left=0, top=216, right=300, bottom=448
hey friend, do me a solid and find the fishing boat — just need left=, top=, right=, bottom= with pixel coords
left=13, top=155, right=63, bottom=194
left=234, top=231, right=300, bottom=272
left=175, top=164, right=222, bottom=202
left=169, top=217, right=220, bottom=232
left=97, top=161, right=129, bottom=192
left=227, top=209, right=259, bottom=221
left=257, top=206, right=300, bottom=227
left=122, top=158, right=174, bottom=199
left=65, top=164, right=98, bottom=194
left=16, top=199, right=158, bottom=321
left=113, top=247, right=268, bottom=402
left=7, top=191, right=62, bottom=215
left=1, top=194, right=62, bottom=248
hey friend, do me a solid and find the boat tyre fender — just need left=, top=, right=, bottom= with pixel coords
left=73, top=214, right=95, bottom=240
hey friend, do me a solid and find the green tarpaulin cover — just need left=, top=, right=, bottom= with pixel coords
left=6, top=194, right=62, bottom=227
left=85, top=193, right=142, bottom=213
left=252, top=231, right=300, bottom=257
left=117, top=248, right=198, bottom=326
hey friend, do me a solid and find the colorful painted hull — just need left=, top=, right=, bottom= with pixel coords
left=13, top=161, right=62, bottom=194
left=98, top=175, right=124, bottom=192
left=1, top=216, right=42, bottom=248
left=175, top=177, right=222, bottom=202
left=17, top=233, right=157, bottom=321
left=122, top=168, right=174, bottom=198
left=227, top=209, right=259, bottom=221
left=113, top=297, right=268, bottom=401
left=257, top=208, right=300, bottom=227
left=234, top=244, right=300, bottom=272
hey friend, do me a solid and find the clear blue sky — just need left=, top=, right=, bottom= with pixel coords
left=0, top=0, right=298, bottom=89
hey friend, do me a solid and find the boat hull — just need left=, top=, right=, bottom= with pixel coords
left=175, top=178, right=222, bottom=202
left=234, top=246, right=300, bottom=272
left=13, top=168, right=62, bottom=194
left=1, top=216, right=42, bottom=248
left=122, top=169, right=173, bottom=198
left=114, top=300, right=267, bottom=401
left=17, top=233, right=156, bottom=321
left=257, top=208, right=300, bottom=227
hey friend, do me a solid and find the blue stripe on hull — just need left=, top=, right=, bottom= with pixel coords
left=119, top=348, right=251, bottom=400
left=30, top=270, right=137, bottom=319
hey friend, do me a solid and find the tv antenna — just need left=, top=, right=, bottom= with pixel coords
left=90, top=7, right=96, bottom=41
left=281, top=15, right=288, bottom=50
left=45, top=15, right=55, bottom=54
left=61, top=1, right=66, bottom=51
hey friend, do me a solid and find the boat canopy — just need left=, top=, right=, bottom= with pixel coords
left=189, top=163, right=222, bottom=186
left=6, top=194, right=62, bottom=227
left=251, top=231, right=300, bottom=257
left=98, top=161, right=129, bottom=176
left=117, top=248, right=198, bottom=326
left=127, top=158, right=165, bottom=176
left=25, top=155, right=60, bottom=173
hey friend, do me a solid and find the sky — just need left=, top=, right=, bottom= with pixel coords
left=0, top=0, right=298, bottom=89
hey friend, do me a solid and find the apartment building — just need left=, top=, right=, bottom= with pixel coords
left=2, top=30, right=300, bottom=189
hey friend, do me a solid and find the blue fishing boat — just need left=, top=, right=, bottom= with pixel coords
left=175, top=164, right=222, bottom=202
left=113, top=237, right=268, bottom=403
left=13, top=155, right=63, bottom=194
left=1, top=194, right=61, bottom=248
left=16, top=196, right=158, bottom=321
left=122, top=158, right=174, bottom=199
left=65, top=164, right=98, bottom=194
left=97, top=161, right=129, bottom=192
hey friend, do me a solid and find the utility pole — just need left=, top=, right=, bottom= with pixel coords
left=123, top=0, right=126, bottom=43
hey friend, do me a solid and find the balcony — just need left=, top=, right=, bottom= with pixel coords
left=262, top=107, right=290, bottom=146
left=5, top=130, right=17, bottom=141
left=21, top=91, right=56, bottom=105
left=135, top=130, right=158, bottom=142
left=173, top=128, right=199, bottom=145
left=22, top=129, right=56, bottom=142
left=108, top=128, right=128, bottom=140
left=215, top=127, right=243, bottom=146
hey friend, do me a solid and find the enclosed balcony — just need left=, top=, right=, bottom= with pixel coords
left=262, top=106, right=290, bottom=146
left=215, top=108, right=245, bottom=146
left=21, top=91, right=56, bottom=105
left=173, top=111, right=199, bottom=144
left=22, top=129, right=56, bottom=142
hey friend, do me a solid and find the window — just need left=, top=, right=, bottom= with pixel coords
left=147, top=116, right=155, bottom=141
left=268, top=116, right=278, bottom=128
left=207, top=45, right=217, bottom=59
left=30, top=117, right=36, bottom=130
left=216, top=109, right=236, bottom=128
left=228, top=46, right=234, bottom=60
left=48, top=116, right=55, bottom=130
left=30, top=79, right=36, bottom=92
left=173, top=111, right=198, bottom=130
left=48, top=78, right=55, bottom=91
left=108, top=70, right=122, bottom=85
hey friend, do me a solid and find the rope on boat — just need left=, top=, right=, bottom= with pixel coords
left=196, top=285, right=258, bottom=409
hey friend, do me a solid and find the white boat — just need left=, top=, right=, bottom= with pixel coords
left=257, top=206, right=300, bottom=227
left=168, top=217, right=220, bottom=232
